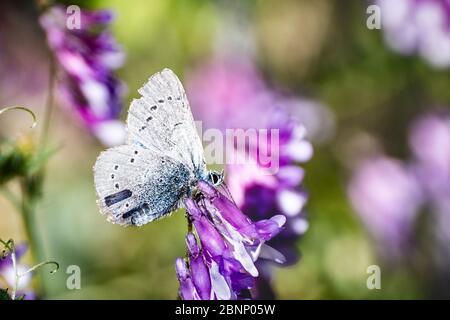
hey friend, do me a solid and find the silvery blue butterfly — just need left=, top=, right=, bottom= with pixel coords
left=94, top=69, right=223, bottom=226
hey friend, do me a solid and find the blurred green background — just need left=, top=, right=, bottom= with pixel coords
left=1, top=0, right=449, bottom=299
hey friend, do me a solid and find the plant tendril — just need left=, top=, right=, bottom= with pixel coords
left=21, top=260, right=59, bottom=276
left=0, top=106, right=37, bottom=129
left=0, top=238, right=59, bottom=300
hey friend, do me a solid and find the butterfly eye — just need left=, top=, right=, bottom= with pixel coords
left=210, top=172, right=221, bottom=185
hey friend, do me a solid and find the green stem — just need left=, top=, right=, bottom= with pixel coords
left=19, top=180, right=44, bottom=295
left=16, top=54, right=57, bottom=298
left=187, top=216, right=193, bottom=234
left=1, top=187, right=21, bottom=211
left=40, top=56, right=56, bottom=149
left=185, top=215, right=193, bottom=260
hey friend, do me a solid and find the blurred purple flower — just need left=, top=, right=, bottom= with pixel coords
left=409, top=113, right=450, bottom=256
left=348, top=111, right=450, bottom=268
left=377, top=0, right=450, bottom=68
left=187, top=59, right=275, bottom=130
left=409, top=113, right=450, bottom=200
left=0, top=244, right=35, bottom=300
left=40, top=5, right=126, bottom=146
left=188, top=58, right=335, bottom=142
left=228, top=118, right=311, bottom=261
left=226, top=117, right=311, bottom=298
left=176, top=182, right=286, bottom=300
left=187, top=58, right=314, bottom=298
left=348, top=156, right=423, bottom=258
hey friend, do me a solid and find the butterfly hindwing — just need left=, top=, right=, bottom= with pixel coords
left=94, top=145, right=192, bottom=226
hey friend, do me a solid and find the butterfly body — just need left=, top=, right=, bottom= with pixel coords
left=94, top=68, right=222, bottom=226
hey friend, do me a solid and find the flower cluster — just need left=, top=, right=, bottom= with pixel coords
left=348, top=112, right=450, bottom=261
left=348, top=156, right=423, bottom=259
left=409, top=113, right=450, bottom=254
left=377, top=0, right=450, bottom=68
left=187, top=59, right=267, bottom=130
left=0, top=244, right=35, bottom=300
left=187, top=58, right=334, bottom=143
left=226, top=116, right=311, bottom=298
left=40, top=5, right=126, bottom=146
left=186, top=58, right=313, bottom=298
left=176, top=181, right=286, bottom=300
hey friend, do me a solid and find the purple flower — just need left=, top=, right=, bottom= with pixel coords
left=225, top=119, right=311, bottom=299
left=0, top=244, right=35, bottom=300
left=409, top=113, right=450, bottom=199
left=348, top=111, right=450, bottom=266
left=175, top=182, right=286, bottom=300
left=187, top=58, right=275, bottom=130
left=409, top=113, right=450, bottom=256
left=377, top=0, right=450, bottom=68
left=348, top=156, right=423, bottom=259
left=227, top=118, right=311, bottom=266
left=40, top=5, right=126, bottom=146
left=187, top=58, right=313, bottom=298
left=187, top=58, right=334, bottom=144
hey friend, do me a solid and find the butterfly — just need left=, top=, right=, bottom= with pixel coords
left=93, top=68, right=223, bottom=226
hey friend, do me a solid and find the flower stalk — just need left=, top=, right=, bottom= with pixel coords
left=0, top=239, right=59, bottom=300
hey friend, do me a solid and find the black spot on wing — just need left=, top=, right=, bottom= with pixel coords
left=123, top=203, right=150, bottom=220
left=104, top=189, right=132, bottom=207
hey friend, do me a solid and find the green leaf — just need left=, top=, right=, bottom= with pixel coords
left=0, top=144, right=29, bottom=185
left=0, top=288, right=12, bottom=300
left=28, top=145, right=60, bottom=175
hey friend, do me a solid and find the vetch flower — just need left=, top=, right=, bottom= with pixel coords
left=228, top=117, right=311, bottom=265
left=187, top=58, right=334, bottom=144
left=348, top=156, right=423, bottom=259
left=40, top=5, right=126, bottom=146
left=225, top=115, right=311, bottom=298
left=348, top=112, right=450, bottom=263
left=377, top=0, right=450, bottom=68
left=187, top=58, right=275, bottom=130
left=0, top=243, right=35, bottom=300
left=409, top=112, right=450, bottom=200
left=409, top=113, right=450, bottom=259
left=175, top=182, right=286, bottom=300
left=188, top=58, right=314, bottom=298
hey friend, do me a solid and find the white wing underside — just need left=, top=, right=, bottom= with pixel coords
left=127, top=68, right=206, bottom=175
left=94, top=68, right=206, bottom=226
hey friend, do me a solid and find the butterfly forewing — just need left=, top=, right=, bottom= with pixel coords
left=126, top=68, right=206, bottom=176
